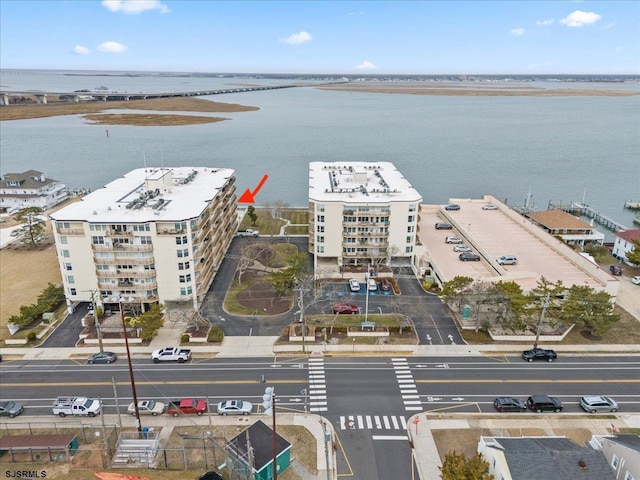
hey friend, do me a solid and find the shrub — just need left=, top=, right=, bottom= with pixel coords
left=181, top=333, right=191, bottom=343
left=207, top=326, right=224, bottom=343
left=26, top=332, right=37, bottom=342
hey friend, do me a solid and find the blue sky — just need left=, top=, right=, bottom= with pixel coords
left=1, top=0, right=638, bottom=74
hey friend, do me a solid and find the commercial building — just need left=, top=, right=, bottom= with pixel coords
left=50, top=167, right=236, bottom=311
left=308, top=162, right=422, bottom=274
left=0, top=170, right=68, bottom=212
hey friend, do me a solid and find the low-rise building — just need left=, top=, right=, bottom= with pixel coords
left=526, top=209, right=605, bottom=247
left=0, top=170, right=68, bottom=212
left=50, top=167, right=236, bottom=311
left=478, top=436, right=616, bottom=480
left=612, top=229, right=640, bottom=265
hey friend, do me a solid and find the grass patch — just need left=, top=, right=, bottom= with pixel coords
left=223, top=277, right=268, bottom=315
left=305, top=313, right=405, bottom=328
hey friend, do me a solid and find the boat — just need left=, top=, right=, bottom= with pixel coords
left=633, top=214, right=640, bottom=226
left=624, top=201, right=640, bottom=210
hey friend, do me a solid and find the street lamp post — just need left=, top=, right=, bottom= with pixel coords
left=83, top=290, right=103, bottom=353
left=364, top=272, right=370, bottom=323
left=114, top=296, right=142, bottom=433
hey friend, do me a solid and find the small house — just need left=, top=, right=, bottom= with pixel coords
left=225, top=420, right=292, bottom=480
left=0, top=434, right=79, bottom=463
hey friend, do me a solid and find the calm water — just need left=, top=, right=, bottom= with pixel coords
left=1, top=70, right=639, bottom=232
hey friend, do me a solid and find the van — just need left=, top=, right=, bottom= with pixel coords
left=497, top=255, right=518, bottom=266
left=368, top=279, right=378, bottom=291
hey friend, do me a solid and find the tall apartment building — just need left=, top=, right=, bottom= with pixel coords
left=50, top=167, right=236, bottom=311
left=308, top=162, right=423, bottom=272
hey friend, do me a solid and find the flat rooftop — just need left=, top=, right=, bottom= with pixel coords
left=309, top=161, right=422, bottom=203
left=417, top=196, right=616, bottom=294
left=50, top=167, right=235, bottom=223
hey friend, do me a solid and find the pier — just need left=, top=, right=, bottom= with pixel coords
left=548, top=201, right=629, bottom=232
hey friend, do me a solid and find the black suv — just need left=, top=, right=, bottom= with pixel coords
left=522, top=348, right=557, bottom=362
left=609, top=265, right=622, bottom=276
left=526, top=395, right=563, bottom=413
left=494, top=397, right=526, bottom=412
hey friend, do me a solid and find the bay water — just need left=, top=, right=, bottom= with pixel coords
left=1, top=70, right=639, bottom=232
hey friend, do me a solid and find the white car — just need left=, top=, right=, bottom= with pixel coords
left=632, top=276, right=640, bottom=285
left=128, top=400, right=165, bottom=416
left=217, top=399, right=253, bottom=415
left=445, top=236, right=463, bottom=244
left=348, top=278, right=361, bottom=292
left=482, top=204, right=498, bottom=210
left=453, top=244, right=471, bottom=252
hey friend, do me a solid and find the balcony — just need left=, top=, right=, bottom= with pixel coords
left=105, top=229, right=133, bottom=237
left=92, top=244, right=153, bottom=253
left=56, top=228, right=84, bottom=236
left=157, top=228, right=185, bottom=235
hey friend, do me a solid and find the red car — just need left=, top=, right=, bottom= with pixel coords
left=333, top=303, right=359, bottom=314
left=167, top=398, right=208, bottom=416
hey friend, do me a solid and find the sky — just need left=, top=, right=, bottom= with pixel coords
left=0, top=0, right=638, bottom=75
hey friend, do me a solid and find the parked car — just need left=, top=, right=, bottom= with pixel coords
left=632, top=276, right=640, bottom=285
left=445, top=204, right=461, bottom=211
left=435, top=222, right=453, bottom=230
left=580, top=396, right=618, bottom=413
left=0, top=401, right=24, bottom=418
left=87, top=352, right=117, bottom=364
left=445, top=236, right=463, bottom=244
left=522, top=348, right=557, bottom=362
left=609, top=265, right=623, bottom=276
left=482, top=204, right=498, bottom=210
left=333, top=303, right=359, bottom=314
left=497, top=255, right=518, bottom=266
left=459, top=252, right=481, bottom=261
left=380, top=279, right=391, bottom=291
left=167, top=398, right=207, bottom=416
left=348, top=278, right=361, bottom=292
left=368, top=278, right=378, bottom=291
left=453, top=244, right=471, bottom=252
left=128, top=400, right=166, bottom=416
left=526, top=395, right=563, bottom=413
left=217, top=399, right=253, bottom=416
left=493, top=397, right=526, bottom=412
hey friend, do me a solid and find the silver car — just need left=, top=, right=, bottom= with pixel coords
left=580, top=396, right=618, bottom=413
left=217, top=399, right=253, bottom=415
left=453, top=244, right=471, bottom=252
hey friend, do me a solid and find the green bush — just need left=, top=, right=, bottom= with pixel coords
left=26, top=332, right=37, bottom=342
left=207, top=326, right=224, bottom=343
left=181, top=333, right=190, bottom=343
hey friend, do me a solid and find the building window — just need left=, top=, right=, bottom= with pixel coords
left=144, top=264, right=156, bottom=270
left=317, top=204, right=325, bottom=212
left=624, top=472, right=635, bottom=480
left=69, top=288, right=77, bottom=296
left=177, top=248, right=189, bottom=257
left=407, top=236, right=412, bottom=243
left=179, top=274, right=192, bottom=283
left=59, top=236, right=68, bottom=244
left=409, top=204, right=416, bottom=212
left=65, top=275, right=75, bottom=284
left=92, top=236, right=105, bottom=245
left=407, top=225, right=414, bottom=233
left=178, top=262, right=190, bottom=270
left=317, top=236, right=324, bottom=243
left=408, top=215, right=415, bottom=222
left=317, top=225, right=325, bottom=233
left=317, top=215, right=325, bottom=222
left=611, top=454, right=619, bottom=469
left=64, top=263, right=72, bottom=271
left=405, top=246, right=413, bottom=254
left=140, top=236, right=152, bottom=245
left=176, top=235, right=188, bottom=245
left=175, top=222, right=187, bottom=232
left=89, top=224, right=107, bottom=231
left=62, top=249, right=70, bottom=258
left=180, top=286, right=193, bottom=296
left=316, top=245, right=324, bottom=253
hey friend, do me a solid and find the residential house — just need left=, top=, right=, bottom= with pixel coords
left=0, top=170, right=68, bottom=212
left=612, top=229, right=640, bottom=266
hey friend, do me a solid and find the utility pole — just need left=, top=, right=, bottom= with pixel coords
left=298, top=287, right=306, bottom=354
left=533, top=293, right=550, bottom=349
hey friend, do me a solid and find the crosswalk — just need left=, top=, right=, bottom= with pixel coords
left=339, top=415, right=408, bottom=431
left=392, top=357, right=423, bottom=411
left=308, top=357, right=327, bottom=412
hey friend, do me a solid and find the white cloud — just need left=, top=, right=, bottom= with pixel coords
left=600, top=22, right=615, bottom=30
left=511, top=28, right=525, bottom=36
left=97, top=41, right=128, bottom=53
left=560, top=10, right=601, bottom=27
left=536, top=18, right=554, bottom=26
left=354, top=60, right=376, bottom=71
left=102, top=0, right=170, bottom=15
left=281, top=31, right=313, bottom=45
left=74, top=45, right=90, bottom=55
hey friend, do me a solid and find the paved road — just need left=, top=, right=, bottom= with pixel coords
left=39, top=302, right=90, bottom=348
left=3, top=354, right=639, bottom=479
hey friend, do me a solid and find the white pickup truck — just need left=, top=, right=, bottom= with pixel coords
left=236, top=229, right=259, bottom=237
left=52, top=396, right=102, bottom=417
left=151, top=346, right=192, bottom=363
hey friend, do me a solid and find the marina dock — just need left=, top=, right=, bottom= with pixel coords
left=548, top=201, right=629, bottom=232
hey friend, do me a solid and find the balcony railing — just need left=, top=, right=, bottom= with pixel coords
left=56, top=228, right=84, bottom=235
left=92, top=244, right=153, bottom=253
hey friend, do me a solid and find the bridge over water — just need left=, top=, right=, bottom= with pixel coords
left=0, top=82, right=318, bottom=105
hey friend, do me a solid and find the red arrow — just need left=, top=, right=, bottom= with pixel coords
left=238, top=174, right=269, bottom=203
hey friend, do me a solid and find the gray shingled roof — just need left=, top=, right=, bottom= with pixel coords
left=494, top=437, right=616, bottom=480
left=226, top=420, right=291, bottom=472
left=607, top=433, right=640, bottom=452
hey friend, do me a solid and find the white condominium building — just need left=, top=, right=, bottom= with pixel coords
left=308, top=162, right=423, bottom=270
left=50, top=167, right=236, bottom=311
